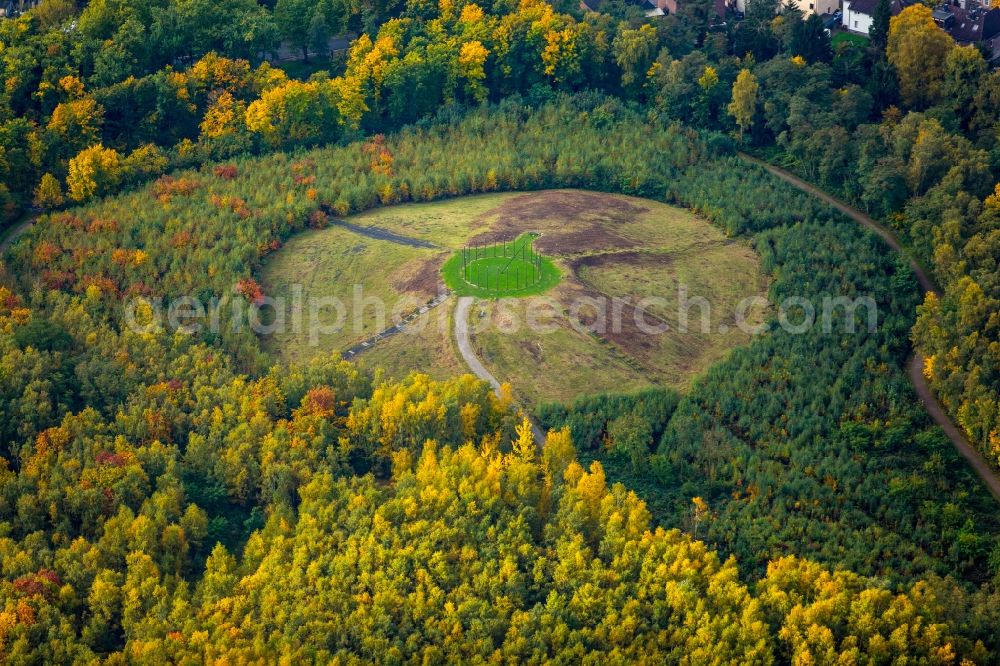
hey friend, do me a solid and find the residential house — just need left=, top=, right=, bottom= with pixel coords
left=842, top=0, right=1000, bottom=58
left=733, top=0, right=839, bottom=15
left=937, top=2, right=1000, bottom=58
left=842, top=0, right=901, bottom=33
left=795, top=0, right=841, bottom=15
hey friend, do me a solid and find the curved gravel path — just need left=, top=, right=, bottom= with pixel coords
left=454, top=295, right=546, bottom=444
left=740, top=152, right=1000, bottom=503
left=454, top=296, right=502, bottom=393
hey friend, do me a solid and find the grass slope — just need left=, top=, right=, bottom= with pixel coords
left=260, top=224, right=443, bottom=363
left=355, top=297, right=466, bottom=382
left=342, top=193, right=525, bottom=248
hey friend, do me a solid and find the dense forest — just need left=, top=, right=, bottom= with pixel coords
left=1, top=0, right=1000, bottom=660
left=3, top=91, right=998, bottom=662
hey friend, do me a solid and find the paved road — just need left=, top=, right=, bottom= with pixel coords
left=740, top=152, right=1000, bottom=503
left=454, top=296, right=546, bottom=445
left=268, top=35, right=355, bottom=63
left=0, top=217, right=32, bottom=256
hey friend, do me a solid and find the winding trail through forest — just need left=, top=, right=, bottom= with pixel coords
left=0, top=217, right=33, bottom=256
left=740, top=153, right=1000, bottom=503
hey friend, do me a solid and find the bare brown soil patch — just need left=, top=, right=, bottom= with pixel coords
left=552, top=277, right=665, bottom=362
left=467, top=190, right=649, bottom=255
left=391, top=253, right=446, bottom=297
left=561, top=249, right=735, bottom=377
left=518, top=340, right=543, bottom=364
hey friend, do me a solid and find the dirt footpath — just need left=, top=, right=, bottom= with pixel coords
left=740, top=153, right=1000, bottom=503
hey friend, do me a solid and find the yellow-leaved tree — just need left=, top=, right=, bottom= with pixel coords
left=728, top=68, right=759, bottom=141
left=457, top=40, right=490, bottom=103
left=32, top=173, right=64, bottom=209
left=66, top=144, right=122, bottom=202
left=245, top=77, right=366, bottom=148
left=887, top=5, right=953, bottom=108
left=46, top=96, right=104, bottom=155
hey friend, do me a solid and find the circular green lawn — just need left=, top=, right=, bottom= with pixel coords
left=441, top=232, right=560, bottom=298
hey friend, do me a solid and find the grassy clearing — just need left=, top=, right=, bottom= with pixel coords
left=262, top=190, right=768, bottom=406
left=260, top=224, right=444, bottom=364
left=611, top=204, right=730, bottom=252
left=832, top=32, right=869, bottom=47
left=575, top=243, right=769, bottom=386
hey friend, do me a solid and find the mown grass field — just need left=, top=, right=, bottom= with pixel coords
left=832, top=31, right=869, bottom=47
left=261, top=190, right=768, bottom=403
left=440, top=233, right=562, bottom=297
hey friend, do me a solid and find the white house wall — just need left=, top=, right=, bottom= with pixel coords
left=842, top=0, right=874, bottom=32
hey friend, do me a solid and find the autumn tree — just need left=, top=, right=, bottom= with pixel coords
left=613, top=24, right=659, bottom=94
left=728, top=68, right=759, bottom=141
left=457, top=40, right=490, bottom=103
left=46, top=96, right=104, bottom=158
left=31, top=0, right=77, bottom=28
left=942, top=45, right=986, bottom=129
left=245, top=77, right=365, bottom=148
left=887, top=5, right=953, bottom=108
left=122, top=144, right=169, bottom=183
left=33, top=173, right=64, bottom=209
left=66, top=144, right=123, bottom=202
